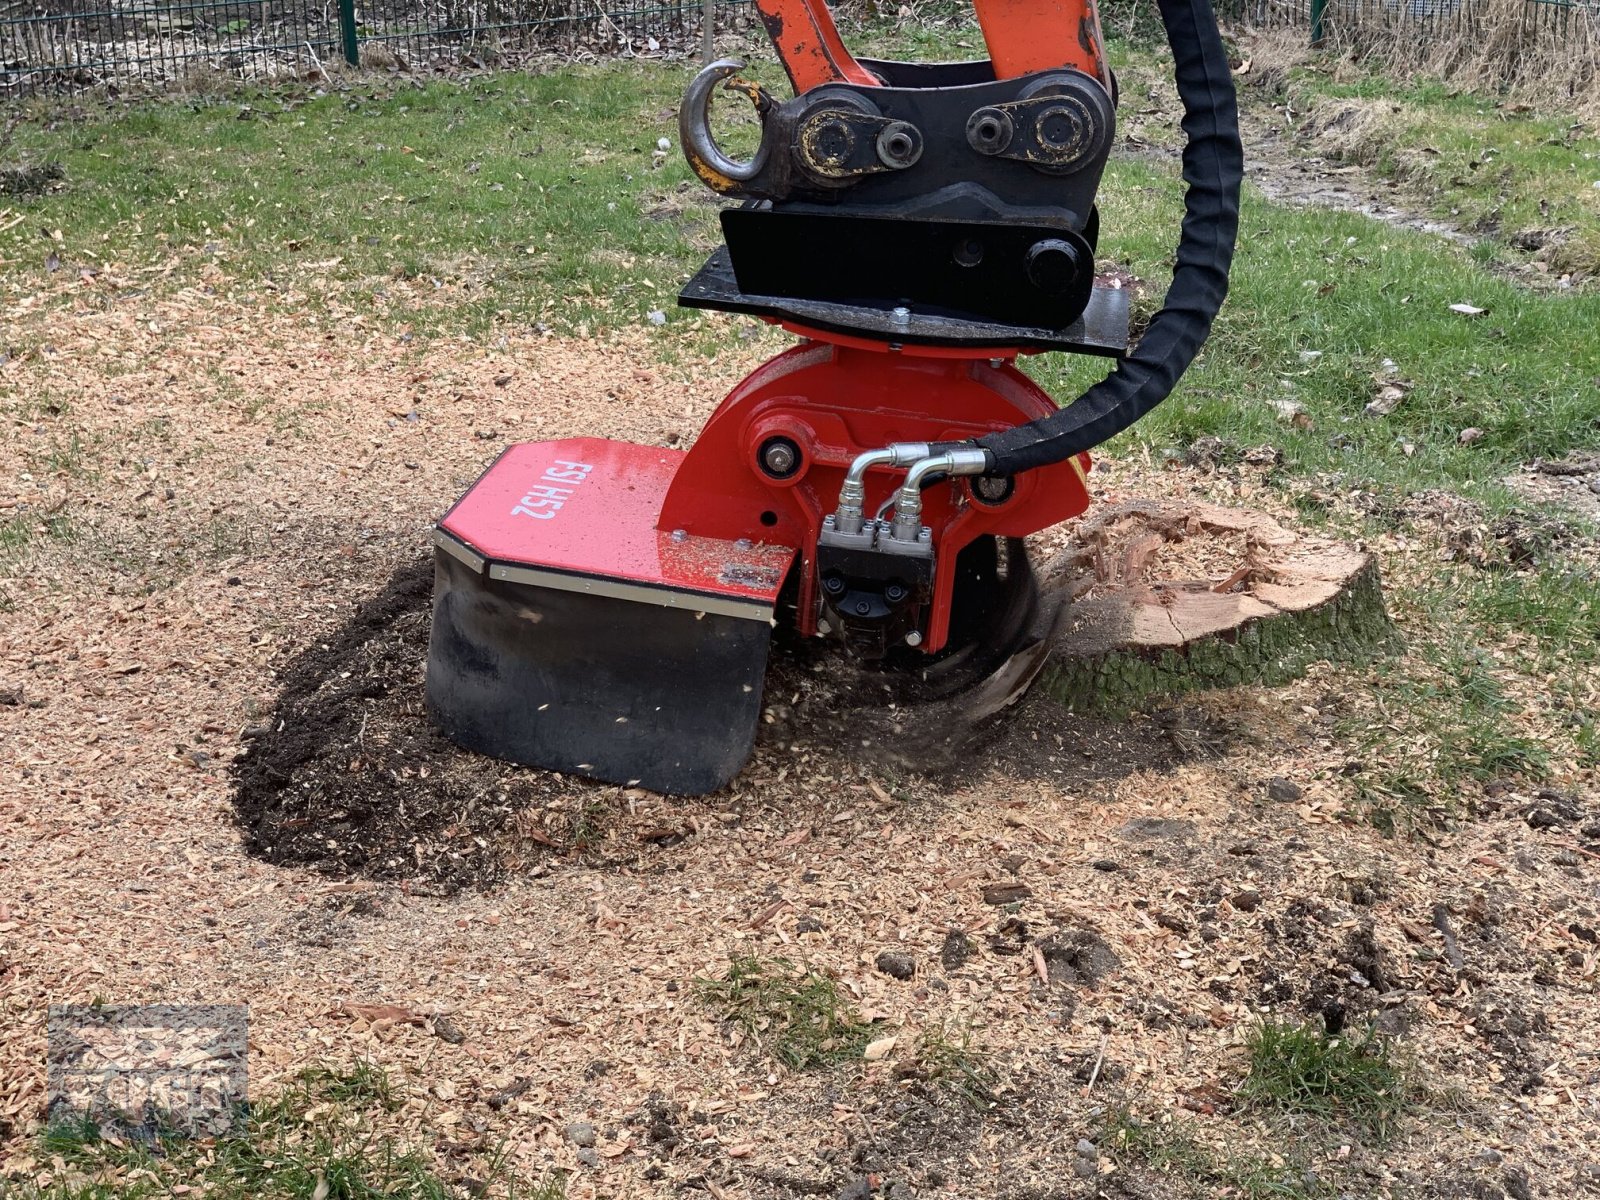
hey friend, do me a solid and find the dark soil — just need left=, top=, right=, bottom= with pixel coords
left=229, top=557, right=550, bottom=892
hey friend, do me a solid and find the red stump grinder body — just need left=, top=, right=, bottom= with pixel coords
left=427, top=0, right=1244, bottom=793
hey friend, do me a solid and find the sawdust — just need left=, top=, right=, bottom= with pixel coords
left=2, top=283, right=1598, bottom=1196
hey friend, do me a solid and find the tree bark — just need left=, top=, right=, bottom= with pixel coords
left=1037, top=500, right=1395, bottom=714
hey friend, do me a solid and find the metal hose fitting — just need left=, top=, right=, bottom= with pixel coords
left=886, top=447, right=990, bottom=543
left=831, top=442, right=930, bottom=536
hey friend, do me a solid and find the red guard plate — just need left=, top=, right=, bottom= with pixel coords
left=436, top=438, right=796, bottom=620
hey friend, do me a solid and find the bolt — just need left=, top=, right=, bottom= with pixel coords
left=953, top=238, right=984, bottom=268
left=973, top=475, right=1012, bottom=504
left=1026, top=238, right=1084, bottom=296
left=670, top=529, right=687, bottom=542
left=905, top=630, right=924, bottom=647
left=876, top=122, right=922, bottom=168
left=761, top=439, right=798, bottom=477
left=891, top=306, right=911, bottom=325
left=822, top=574, right=845, bottom=595
left=855, top=600, right=871, bottom=616
left=966, top=107, right=1012, bottom=154
left=884, top=583, right=907, bottom=603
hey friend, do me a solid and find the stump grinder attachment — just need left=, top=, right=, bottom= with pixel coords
left=427, top=0, right=1243, bottom=794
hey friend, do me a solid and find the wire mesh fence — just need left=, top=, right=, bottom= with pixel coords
left=1, top=0, right=754, bottom=98
left=1213, top=0, right=1600, bottom=39
left=6, top=0, right=1597, bottom=100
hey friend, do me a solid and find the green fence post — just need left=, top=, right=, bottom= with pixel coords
left=1309, top=0, right=1327, bottom=45
left=338, top=0, right=360, bottom=66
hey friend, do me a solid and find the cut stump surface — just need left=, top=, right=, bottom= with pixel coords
left=1038, top=500, right=1394, bottom=713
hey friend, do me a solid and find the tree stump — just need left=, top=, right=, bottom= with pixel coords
left=1037, top=500, right=1395, bottom=714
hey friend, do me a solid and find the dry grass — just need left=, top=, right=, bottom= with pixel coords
left=1235, top=26, right=1317, bottom=97
left=1250, top=0, right=1600, bottom=118
left=1231, top=15, right=1600, bottom=277
left=1294, top=97, right=1440, bottom=187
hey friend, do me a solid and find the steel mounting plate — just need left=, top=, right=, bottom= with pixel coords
left=678, top=246, right=1130, bottom=354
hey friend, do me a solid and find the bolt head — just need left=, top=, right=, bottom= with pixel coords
left=762, top=442, right=797, bottom=475
left=973, top=475, right=1013, bottom=504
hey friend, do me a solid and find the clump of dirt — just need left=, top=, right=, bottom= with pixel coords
left=1258, top=898, right=1401, bottom=1023
left=227, top=556, right=987, bottom=889
left=230, top=557, right=565, bottom=891
left=1038, top=927, right=1123, bottom=988
left=1472, top=989, right=1551, bottom=1095
left=0, top=160, right=63, bottom=197
left=1178, top=435, right=1284, bottom=474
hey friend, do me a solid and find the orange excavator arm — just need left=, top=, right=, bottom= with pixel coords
left=970, top=0, right=1112, bottom=87
left=751, top=0, right=1110, bottom=93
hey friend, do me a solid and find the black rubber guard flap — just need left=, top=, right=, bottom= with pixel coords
left=975, top=0, right=1243, bottom=475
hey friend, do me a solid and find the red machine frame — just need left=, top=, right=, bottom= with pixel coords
left=658, top=334, right=1089, bottom=653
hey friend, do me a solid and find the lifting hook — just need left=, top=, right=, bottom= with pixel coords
left=679, top=58, right=779, bottom=197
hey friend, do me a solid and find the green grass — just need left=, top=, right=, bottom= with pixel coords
left=1101, top=1020, right=1408, bottom=1195
left=4, top=64, right=720, bottom=336
left=1330, top=553, right=1600, bottom=827
left=1342, top=640, right=1551, bottom=810
left=695, top=954, right=870, bottom=1070
left=1027, top=152, right=1600, bottom=486
left=8, top=36, right=1600, bottom=485
left=0, top=510, right=72, bottom=553
left=1463, top=561, right=1600, bottom=661
left=293, top=1059, right=398, bottom=1109
left=1102, top=1108, right=1333, bottom=1199
left=11, top=1062, right=554, bottom=1200
left=1105, top=33, right=1600, bottom=278
left=906, top=1025, right=998, bottom=1109
left=1239, top=1019, right=1408, bottom=1138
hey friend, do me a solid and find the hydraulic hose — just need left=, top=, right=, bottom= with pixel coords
left=974, top=0, right=1243, bottom=475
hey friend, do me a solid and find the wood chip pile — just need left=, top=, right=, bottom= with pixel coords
left=1, top=275, right=1596, bottom=1197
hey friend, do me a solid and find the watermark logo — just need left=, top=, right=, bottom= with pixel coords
left=46, top=1004, right=247, bottom=1139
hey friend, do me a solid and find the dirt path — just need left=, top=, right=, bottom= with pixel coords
left=1124, top=97, right=1479, bottom=246
left=1117, top=58, right=1572, bottom=291
left=2, top=279, right=1598, bottom=1197
left=1237, top=105, right=1483, bottom=246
